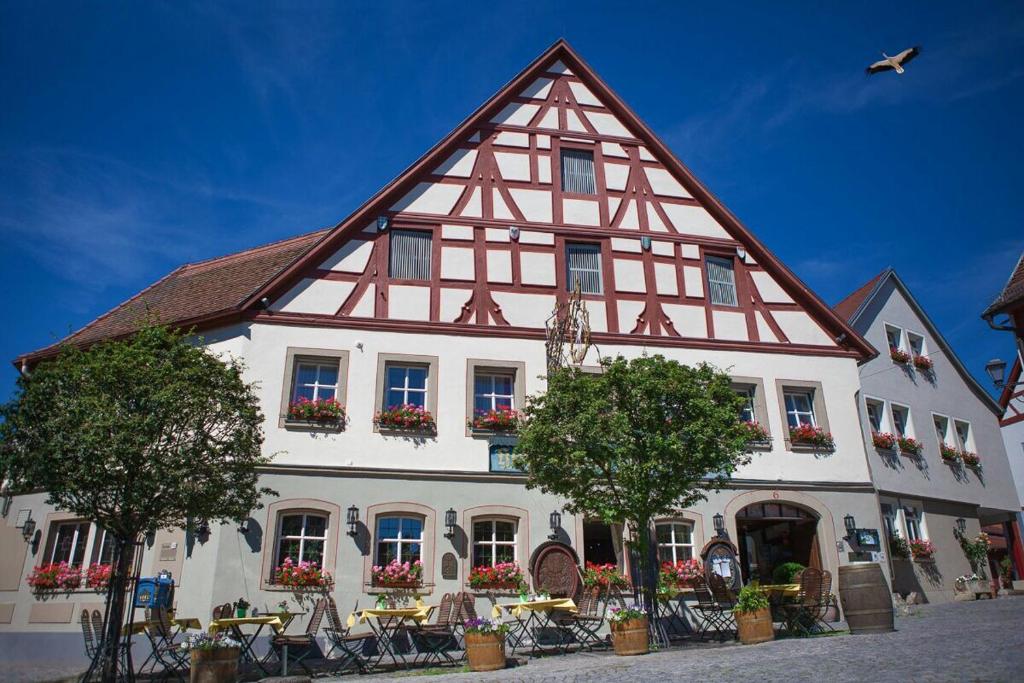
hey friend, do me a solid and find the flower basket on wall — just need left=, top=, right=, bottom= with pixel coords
left=909, top=539, right=935, bottom=561
left=372, top=559, right=424, bottom=588
left=287, top=397, right=345, bottom=425
left=85, top=563, right=113, bottom=591
left=468, top=409, right=521, bottom=433
left=897, top=436, right=923, bottom=456
left=912, top=355, right=933, bottom=372
left=940, top=444, right=961, bottom=465
left=374, top=405, right=436, bottom=432
left=960, top=451, right=981, bottom=469
left=788, top=424, right=835, bottom=451
left=889, top=347, right=911, bottom=364
left=469, top=562, right=526, bottom=592
left=871, top=432, right=897, bottom=450
left=657, top=559, right=702, bottom=597
left=741, top=421, right=771, bottom=446
left=26, top=563, right=82, bottom=593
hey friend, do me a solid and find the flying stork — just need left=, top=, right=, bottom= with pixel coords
left=866, top=46, right=921, bottom=75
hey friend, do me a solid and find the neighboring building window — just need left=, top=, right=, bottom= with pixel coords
left=880, top=503, right=898, bottom=539
left=375, top=516, right=423, bottom=565
left=474, top=371, right=515, bottom=412
left=291, top=360, right=339, bottom=402
left=560, top=149, right=596, bottom=194
left=933, top=415, right=949, bottom=445
left=738, top=386, right=756, bottom=423
left=783, top=390, right=816, bottom=428
left=954, top=420, right=972, bottom=451
left=907, top=332, right=925, bottom=357
left=389, top=229, right=432, bottom=280
left=275, top=513, right=328, bottom=567
left=49, top=521, right=90, bottom=566
left=94, top=528, right=115, bottom=565
left=656, top=522, right=693, bottom=563
left=903, top=506, right=924, bottom=541
left=865, top=399, right=885, bottom=432
left=565, top=243, right=603, bottom=294
left=384, top=363, right=429, bottom=408
left=706, top=257, right=738, bottom=307
left=885, top=325, right=903, bottom=351
left=891, top=405, right=910, bottom=438
left=472, top=519, right=517, bottom=567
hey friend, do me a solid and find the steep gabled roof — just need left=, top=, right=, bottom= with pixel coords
left=836, top=268, right=1002, bottom=415
left=16, top=229, right=329, bottom=365
left=983, top=251, right=1024, bottom=318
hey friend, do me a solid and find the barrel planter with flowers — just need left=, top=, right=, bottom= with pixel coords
left=733, top=584, right=774, bottom=644
left=184, top=633, right=241, bottom=683
left=607, top=607, right=649, bottom=656
left=463, top=618, right=508, bottom=671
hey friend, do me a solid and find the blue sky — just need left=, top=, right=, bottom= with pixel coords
left=2, top=1, right=1022, bottom=400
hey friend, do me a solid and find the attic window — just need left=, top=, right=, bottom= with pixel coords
left=389, top=229, right=432, bottom=281
left=706, top=257, right=738, bottom=307
left=560, top=149, right=596, bottom=195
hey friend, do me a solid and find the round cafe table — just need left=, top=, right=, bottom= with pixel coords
left=491, top=598, right=577, bottom=657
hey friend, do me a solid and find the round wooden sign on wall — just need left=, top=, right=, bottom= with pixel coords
left=529, top=542, right=580, bottom=597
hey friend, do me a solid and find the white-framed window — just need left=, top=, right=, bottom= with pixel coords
left=560, top=149, right=596, bottom=195
left=738, top=386, right=756, bottom=423
left=565, top=243, right=603, bottom=294
left=474, top=371, right=515, bottom=413
left=954, top=420, right=973, bottom=451
left=384, top=363, right=429, bottom=408
left=891, top=404, right=910, bottom=438
left=933, top=415, right=950, bottom=446
left=94, top=528, right=115, bottom=565
left=291, top=360, right=340, bottom=402
left=907, top=332, right=925, bottom=357
left=472, top=519, right=517, bottom=567
left=375, top=516, right=423, bottom=565
left=656, top=522, right=694, bottom=563
left=903, top=505, right=924, bottom=541
left=49, top=520, right=91, bottom=566
left=389, top=229, right=432, bottom=281
left=706, top=257, right=738, bottom=307
left=865, top=398, right=886, bottom=432
left=275, top=513, right=328, bottom=567
left=783, top=390, right=816, bottom=429
left=885, top=324, right=903, bottom=352
left=880, top=503, right=899, bottom=539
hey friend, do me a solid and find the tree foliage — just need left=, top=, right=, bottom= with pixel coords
left=0, top=324, right=274, bottom=538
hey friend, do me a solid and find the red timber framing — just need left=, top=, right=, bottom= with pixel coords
left=998, top=356, right=1024, bottom=427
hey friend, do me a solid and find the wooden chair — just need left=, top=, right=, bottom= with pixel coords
left=272, top=597, right=328, bottom=675
left=406, top=593, right=460, bottom=667
left=80, top=609, right=96, bottom=658
left=781, top=566, right=827, bottom=636
left=692, top=577, right=733, bottom=642
left=552, top=584, right=607, bottom=651
left=91, top=610, right=105, bottom=648
left=323, top=596, right=373, bottom=674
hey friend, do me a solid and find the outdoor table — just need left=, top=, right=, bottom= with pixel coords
left=656, top=589, right=696, bottom=643
left=208, top=616, right=284, bottom=676
left=762, top=583, right=801, bottom=599
left=270, top=610, right=306, bottom=632
left=492, top=598, right=577, bottom=657
left=346, top=602, right=434, bottom=670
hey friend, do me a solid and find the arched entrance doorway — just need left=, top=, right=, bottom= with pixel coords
left=736, top=501, right=821, bottom=583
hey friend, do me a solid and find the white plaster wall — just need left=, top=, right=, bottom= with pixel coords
left=613, top=259, right=646, bottom=293
left=661, top=204, right=731, bottom=239
left=508, top=189, right=553, bottom=223
left=387, top=285, right=430, bottom=321
left=520, top=77, right=552, bottom=99
left=320, top=239, right=373, bottom=273
left=584, top=111, right=631, bottom=138
left=440, top=247, right=474, bottom=281
left=773, top=311, right=835, bottom=346
left=434, top=148, right=477, bottom=178
left=490, top=102, right=540, bottom=127
left=750, top=271, right=794, bottom=304
left=568, top=81, right=602, bottom=107
left=562, top=198, right=600, bottom=226
left=664, top=304, right=708, bottom=338
left=486, top=250, right=512, bottom=284
left=520, top=252, right=556, bottom=286
left=604, top=164, right=629, bottom=191
left=270, top=279, right=353, bottom=315
left=1001, top=419, right=1024, bottom=510
left=495, top=152, right=531, bottom=182
left=713, top=310, right=748, bottom=341
left=683, top=266, right=704, bottom=298
left=390, top=182, right=464, bottom=215
left=643, top=167, right=691, bottom=198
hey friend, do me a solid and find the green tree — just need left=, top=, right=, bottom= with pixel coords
left=0, top=325, right=274, bottom=682
left=514, top=355, right=750, bottom=621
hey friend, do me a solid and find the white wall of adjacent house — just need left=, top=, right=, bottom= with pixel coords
left=202, top=320, right=874, bottom=485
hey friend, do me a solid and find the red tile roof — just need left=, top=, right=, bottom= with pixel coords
left=17, top=229, right=329, bottom=363
left=983, top=251, right=1024, bottom=317
left=833, top=270, right=887, bottom=322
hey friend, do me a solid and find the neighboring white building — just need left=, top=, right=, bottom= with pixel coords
left=1, top=40, right=884, bottom=664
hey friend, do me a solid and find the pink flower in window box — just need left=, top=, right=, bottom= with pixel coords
left=940, top=444, right=961, bottom=463
left=469, top=408, right=521, bottom=432
left=871, top=432, right=897, bottom=450
left=897, top=436, right=923, bottom=456
left=960, top=451, right=980, bottom=468
left=372, top=559, right=424, bottom=587
left=909, top=539, right=935, bottom=560
left=741, top=421, right=771, bottom=444
left=374, top=404, right=436, bottom=432
left=890, top=347, right=911, bottom=364
left=788, top=424, right=835, bottom=450
left=287, top=397, right=345, bottom=423
left=912, top=355, right=933, bottom=371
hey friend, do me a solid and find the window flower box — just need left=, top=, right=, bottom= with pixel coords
left=788, top=424, right=835, bottom=451
left=26, top=562, right=82, bottom=593
left=273, top=558, right=334, bottom=590
left=912, top=355, right=933, bottom=372
left=468, top=409, right=521, bottom=433
left=909, top=539, right=935, bottom=561
left=85, top=563, right=113, bottom=591
left=960, top=451, right=980, bottom=469
left=888, top=535, right=911, bottom=560
left=287, top=397, right=345, bottom=425
left=374, top=405, right=436, bottom=433
left=897, top=436, right=923, bottom=456
left=741, top=421, right=771, bottom=447
left=871, top=431, right=897, bottom=450
left=469, top=562, right=526, bottom=591
left=657, top=559, right=702, bottom=596
left=890, top=347, right=911, bottom=364
left=583, top=562, right=630, bottom=589
left=940, top=444, right=961, bottom=464
left=372, top=559, right=424, bottom=588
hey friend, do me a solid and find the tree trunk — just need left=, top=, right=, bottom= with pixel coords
left=630, top=518, right=656, bottom=632
left=83, top=535, right=136, bottom=683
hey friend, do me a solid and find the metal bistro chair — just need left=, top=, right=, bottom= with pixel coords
left=552, top=584, right=607, bottom=651
left=323, top=597, right=374, bottom=675
left=692, top=577, right=733, bottom=642
left=781, top=566, right=827, bottom=636
left=80, top=609, right=96, bottom=658
left=407, top=593, right=461, bottom=667
left=707, top=574, right=738, bottom=640
left=142, top=607, right=188, bottom=682
left=272, top=597, right=328, bottom=676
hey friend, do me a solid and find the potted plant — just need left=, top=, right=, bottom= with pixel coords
left=912, top=354, right=933, bottom=371
left=371, top=559, right=424, bottom=588
left=788, top=424, right=835, bottom=451
left=287, top=396, right=345, bottom=425
left=468, top=408, right=521, bottom=433
left=741, top=420, right=771, bottom=446
left=771, top=562, right=805, bottom=585
left=234, top=597, right=250, bottom=618
left=960, top=451, right=981, bottom=469
left=273, top=557, right=334, bottom=590
left=657, top=559, right=702, bottom=599
left=897, top=436, right=923, bottom=456
left=374, top=404, right=436, bottom=432
left=26, top=562, right=82, bottom=593
left=463, top=617, right=509, bottom=672
left=606, top=606, right=649, bottom=656
left=909, top=539, right=935, bottom=561
left=940, top=444, right=961, bottom=465
left=890, top=347, right=911, bottom=364
left=582, top=562, right=630, bottom=590
left=871, top=432, right=897, bottom=450
left=469, top=562, right=526, bottom=592
left=999, top=558, right=1014, bottom=590
left=888, top=535, right=911, bottom=560
left=182, top=632, right=241, bottom=683
left=733, top=584, right=774, bottom=644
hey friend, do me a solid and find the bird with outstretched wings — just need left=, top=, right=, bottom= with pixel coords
left=866, top=46, right=921, bottom=75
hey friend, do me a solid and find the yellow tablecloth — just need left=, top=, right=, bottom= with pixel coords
left=492, top=598, right=577, bottom=619
left=208, top=615, right=284, bottom=635
left=761, top=583, right=800, bottom=598
left=346, top=600, right=433, bottom=629
left=122, top=617, right=202, bottom=636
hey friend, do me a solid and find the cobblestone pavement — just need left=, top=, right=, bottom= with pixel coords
left=346, top=597, right=1024, bottom=683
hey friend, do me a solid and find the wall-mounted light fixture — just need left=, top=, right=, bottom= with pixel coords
left=20, top=517, right=36, bottom=541
left=844, top=514, right=856, bottom=536
left=985, top=359, right=1008, bottom=387
left=713, top=512, right=725, bottom=538
left=956, top=517, right=967, bottom=533
left=444, top=508, right=457, bottom=539
left=346, top=505, right=360, bottom=537
left=548, top=510, right=562, bottom=540
left=736, top=247, right=747, bottom=260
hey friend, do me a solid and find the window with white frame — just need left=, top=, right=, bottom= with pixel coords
left=48, top=520, right=91, bottom=566
left=885, top=325, right=903, bottom=351
left=907, top=332, right=925, bottom=357
left=384, top=363, right=429, bottom=409
left=880, top=503, right=899, bottom=539
left=656, top=522, right=694, bottom=563
left=291, top=360, right=340, bottom=403
left=560, top=149, right=596, bottom=195
left=865, top=399, right=885, bottom=432
left=375, top=516, right=423, bottom=566
left=389, top=229, right=432, bottom=280
left=891, top=404, right=910, bottom=438
left=706, top=257, right=738, bottom=307
left=954, top=420, right=972, bottom=451
left=903, top=505, right=924, bottom=541
left=474, top=371, right=515, bottom=413
left=94, top=528, right=115, bottom=565
left=933, top=415, right=950, bottom=446
left=472, top=519, right=517, bottom=567
left=737, top=386, right=757, bottom=423
left=275, top=513, right=328, bottom=567
left=565, top=243, right=603, bottom=294
left=783, top=390, right=816, bottom=429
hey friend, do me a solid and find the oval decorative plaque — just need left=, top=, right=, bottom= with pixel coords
left=441, top=552, right=458, bottom=581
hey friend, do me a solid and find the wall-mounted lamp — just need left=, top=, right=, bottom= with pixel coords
left=20, top=517, right=36, bottom=541
left=346, top=505, right=359, bottom=537
left=713, top=512, right=725, bottom=537
left=985, top=359, right=1008, bottom=387
left=548, top=510, right=562, bottom=540
left=444, top=508, right=457, bottom=539
left=956, top=517, right=967, bottom=533
left=377, top=216, right=390, bottom=232
left=843, top=514, right=856, bottom=536
left=509, top=226, right=520, bottom=241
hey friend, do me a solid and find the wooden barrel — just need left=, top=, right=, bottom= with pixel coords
left=465, top=632, right=506, bottom=672
left=838, top=563, right=894, bottom=634
left=736, top=607, right=774, bottom=644
left=190, top=648, right=239, bottom=683
left=611, top=616, right=649, bottom=656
